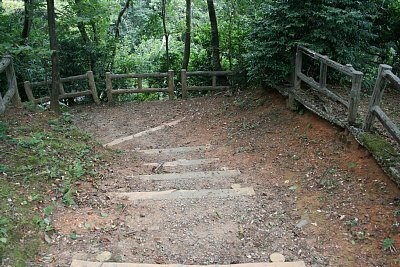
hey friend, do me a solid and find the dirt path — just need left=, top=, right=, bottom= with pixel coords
left=48, top=89, right=399, bottom=266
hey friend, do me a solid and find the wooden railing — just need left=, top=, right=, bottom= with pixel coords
left=363, top=64, right=400, bottom=144
left=106, top=71, right=174, bottom=103
left=180, top=69, right=235, bottom=99
left=0, top=56, right=22, bottom=114
left=24, top=71, right=100, bottom=104
left=289, top=46, right=363, bottom=125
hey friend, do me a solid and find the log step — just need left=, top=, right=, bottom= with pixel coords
left=144, top=158, right=219, bottom=167
left=71, top=261, right=306, bottom=267
left=104, top=118, right=184, bottom=147
left=137, top=145, right=211, bottom=155
left=109, top=186, right=255, bottom=201
left=131, top=170, right=241, bottom=181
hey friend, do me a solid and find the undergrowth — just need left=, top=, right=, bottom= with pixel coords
left=0, top=108, right=105, bottom=265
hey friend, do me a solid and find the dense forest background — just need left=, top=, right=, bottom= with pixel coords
left=0, top=0, right=399, bottom=100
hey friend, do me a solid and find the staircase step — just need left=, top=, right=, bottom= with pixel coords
left=71, top=260, right=306, bottom=267
left=137, top=145, right=211, bottom=155
left=104, top=118, right=184, bottom=147
left=110, top=186, right=255, bottom=201
left=144, top=158, right=219, bottom=167
left=131, top=170, right=241, bottom=181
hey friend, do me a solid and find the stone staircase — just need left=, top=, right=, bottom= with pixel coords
left=71, top=143, right=305, bottom=267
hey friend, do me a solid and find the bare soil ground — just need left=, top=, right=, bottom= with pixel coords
left=46, top=88, right=399, bottom=266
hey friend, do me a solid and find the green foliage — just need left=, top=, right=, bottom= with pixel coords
left=1, top=0, right=399, bottom=101
left=372, top=0, right=400, bottom=73
left=0, top=109, right=105, bottom=264
left=245, top=0, right=378, bottom=85
left=383, top=237, right=396, bottom=252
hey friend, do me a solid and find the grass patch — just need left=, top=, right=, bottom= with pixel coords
left=0, top=108, right=105, bottom=265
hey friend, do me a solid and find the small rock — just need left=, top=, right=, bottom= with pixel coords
left=96, top=251, right=112, bottom=262
left=231, top=184, right=241, bottom=189
left=44, top=234, right=52, bottom=244
left=270, top=253, right=285, bottom=262
left=296, top=219, right=308, bottom=228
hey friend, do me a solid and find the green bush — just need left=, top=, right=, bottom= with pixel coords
left=245, top=0, right=378, bottom=86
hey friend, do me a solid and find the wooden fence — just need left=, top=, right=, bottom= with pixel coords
left=289, top=45, right=363, bottom=126
left=363, top=64, right=400, bottom=144
left=106, top=71, right=174, bottom=103
left=181, top=69, right=235, bottom=99
left=0, top=56, right=22, bottom=114
left=24, top=71, right=100, bottom=104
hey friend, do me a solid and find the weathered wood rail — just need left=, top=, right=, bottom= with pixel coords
left=24, top=71, right=100, bottom=104
left=106, top=71, right=174, bottom=103
left=181, top=69, right=235, bottom=99
left=289, top=45, right=363, bottom=126
left=0, top=56, right=22, bottom=114
left=363, top=64, right=400, bottom=144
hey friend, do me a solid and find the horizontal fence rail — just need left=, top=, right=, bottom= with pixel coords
left=181, top=69, right=236, bottom=99
left=24, top=71, right=99, bottom=104
left=106, top=71, right=174, bottom=103
left=0, top=56, right=22, bottom=114
left=289, top=45, right=363, bottom=126
left=363, top=64, right=400, bottom=144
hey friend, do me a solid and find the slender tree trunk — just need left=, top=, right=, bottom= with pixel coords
left=161, top=0, right=170, bottom=70
left=227, top=4, right=233, bottom=70
left=74, top=0, right=97, bottom=72
left=182, top=0, right=191, bottom=70
left=21, top=0, right=33, bottom=44
left=207, top=0, right=222, bottom=71
left=46, top=0, right=60, bottom=113
left=108, top=0, right=131, bottom=71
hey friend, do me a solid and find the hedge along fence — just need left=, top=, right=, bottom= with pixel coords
left=0, top=56, right=22, bottom=114
left=288, top=45, right=363, bottom=127
left=106, top=71, right=174, bottom=103
left=24, top=71, right=100, bottom=104
left=363, top=64, right=400, bottom=144
left=180, top=69, right=236, bottom=99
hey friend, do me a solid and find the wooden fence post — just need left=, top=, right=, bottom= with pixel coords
left=348, top=70, right=363, bottom=125
left=363, top=64, right=392, bottom=131
left=212, top=74, right=217, bottom=89
left=288, top=47, right=302, bottom=110
left=5, top=56, right=22, bottom=109
left=106, top=72, right=113, bottom=103
left=24, top=81, right=35, bottom=102
left=87, top=71, right=100, bottom=104
left=181, top=69, right=188, bottom=99
left=319, top=57, right=328, bottom=89
left=137, top=77, right=143, bottom=90
left=59, top=82, right=65, bottom=95
left=168, top=70, right=174, bottom=100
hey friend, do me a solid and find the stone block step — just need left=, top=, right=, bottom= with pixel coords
left=131, top=170, right=241, bottom=181
left=137, top=145, right=211, bottom=155
left=71, top=261, right=306, bottom=267
left=109, top=186, right=255, bottom=201
left=144, top=158, right=219, bottom=167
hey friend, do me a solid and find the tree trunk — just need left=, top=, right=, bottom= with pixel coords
left=21, top=0, right=33, bottom=44
left=182, top=0, right=191, bottom=70
left=74, top=0, right=97, bottom=72
left=161, top=0, right=170, bottom=70
left=108, top=0, right=131, bottom=71
left=46, top=0, right=60, bottom=113
left=207, top=0, right=222, bottom=71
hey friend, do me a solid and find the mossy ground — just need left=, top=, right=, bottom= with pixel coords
left=0, top=107, right=107, bottom=265
left=361, top=133, right=399, bottom=160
